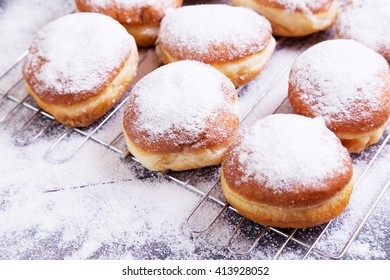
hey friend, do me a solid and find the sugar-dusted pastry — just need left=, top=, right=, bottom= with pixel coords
left=288, top=40, right=390, bottom=153
left=156, top=4, right=276, bottom=87
left=123, top=60, right=240, bottom=171
left=336, top=0, right=390, bottom=63
left=23, top=13, right=138, bottom=127
left=232, top=0, right=339, bottom=37
left=75, top=0, right=183, bottom=46
left=221, top=114, right=354, bottom=228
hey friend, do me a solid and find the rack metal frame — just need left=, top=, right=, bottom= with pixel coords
left=1, top=33, right=389, bottom=260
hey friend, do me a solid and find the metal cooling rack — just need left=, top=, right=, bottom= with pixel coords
left=1, top=24, right=389, bottom=260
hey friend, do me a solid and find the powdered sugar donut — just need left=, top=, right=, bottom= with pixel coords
left=336, top=0, right=390, bottom=64
left=75, top=0, right=183, bottom=47
left=123, top=60, right=240, bottom=171
left=221, top=114, right=353, bottom=228
left=22, top=13, right=138, bottom=127
left=232, top=0, right=339, bottom=37
left=288, top=40, right=390, bottom=153
left=156, top=5, right=276, bottom=88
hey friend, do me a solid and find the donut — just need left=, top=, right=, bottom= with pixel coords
left=156, top=5, right=276, bottom=88
left=123, top=60, right=239, bottom=171
left=232, top=0, right=339, bottom=37
left=288, top=40, right=390, bottom=153
left=75, top=0, right=183, bottom=47
left=22, top=13, right=138, bottom=127
left=221, top=114, right=354, bottom=228
left=336, top=0, right=390, bottom=64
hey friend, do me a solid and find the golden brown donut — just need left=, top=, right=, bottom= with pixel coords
left=75, top=0, right=183, bottom=47
left=336, top=0, right=390, bottom=64
left=22, top=13, right=138, bottom=127
left=232, top=0, right=339, bottom=37
left=156, top=4, right=276, bottom=88
left=288, top=39, right=390, bottom=153
left=123, top=60, right=240, bottom=171
left=221, top=114, right=354, bottom=228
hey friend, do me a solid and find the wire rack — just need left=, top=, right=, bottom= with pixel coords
left=1, top=13, right=389, bottom=260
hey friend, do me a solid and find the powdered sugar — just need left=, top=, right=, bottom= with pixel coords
left=234, top=114, right=350, bottom=191
left=336, top=2, right=390, bottom=62
left=127, top=60, right=237, bottom=137
left=0, top=0, right=74, bottom=71
left=0, top=129, right=262, bottom=260
left=0, top=130, right=198, bottom=259
left=24, top=12, right=134, bottom=95
left=289, top=39, right=388, bottom=124
left=313, top=143, right=390, bottom=260
left=158, top=4, right=271, bottom=61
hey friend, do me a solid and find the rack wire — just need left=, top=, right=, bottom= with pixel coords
left=1, top=25, right=389, bottom=260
